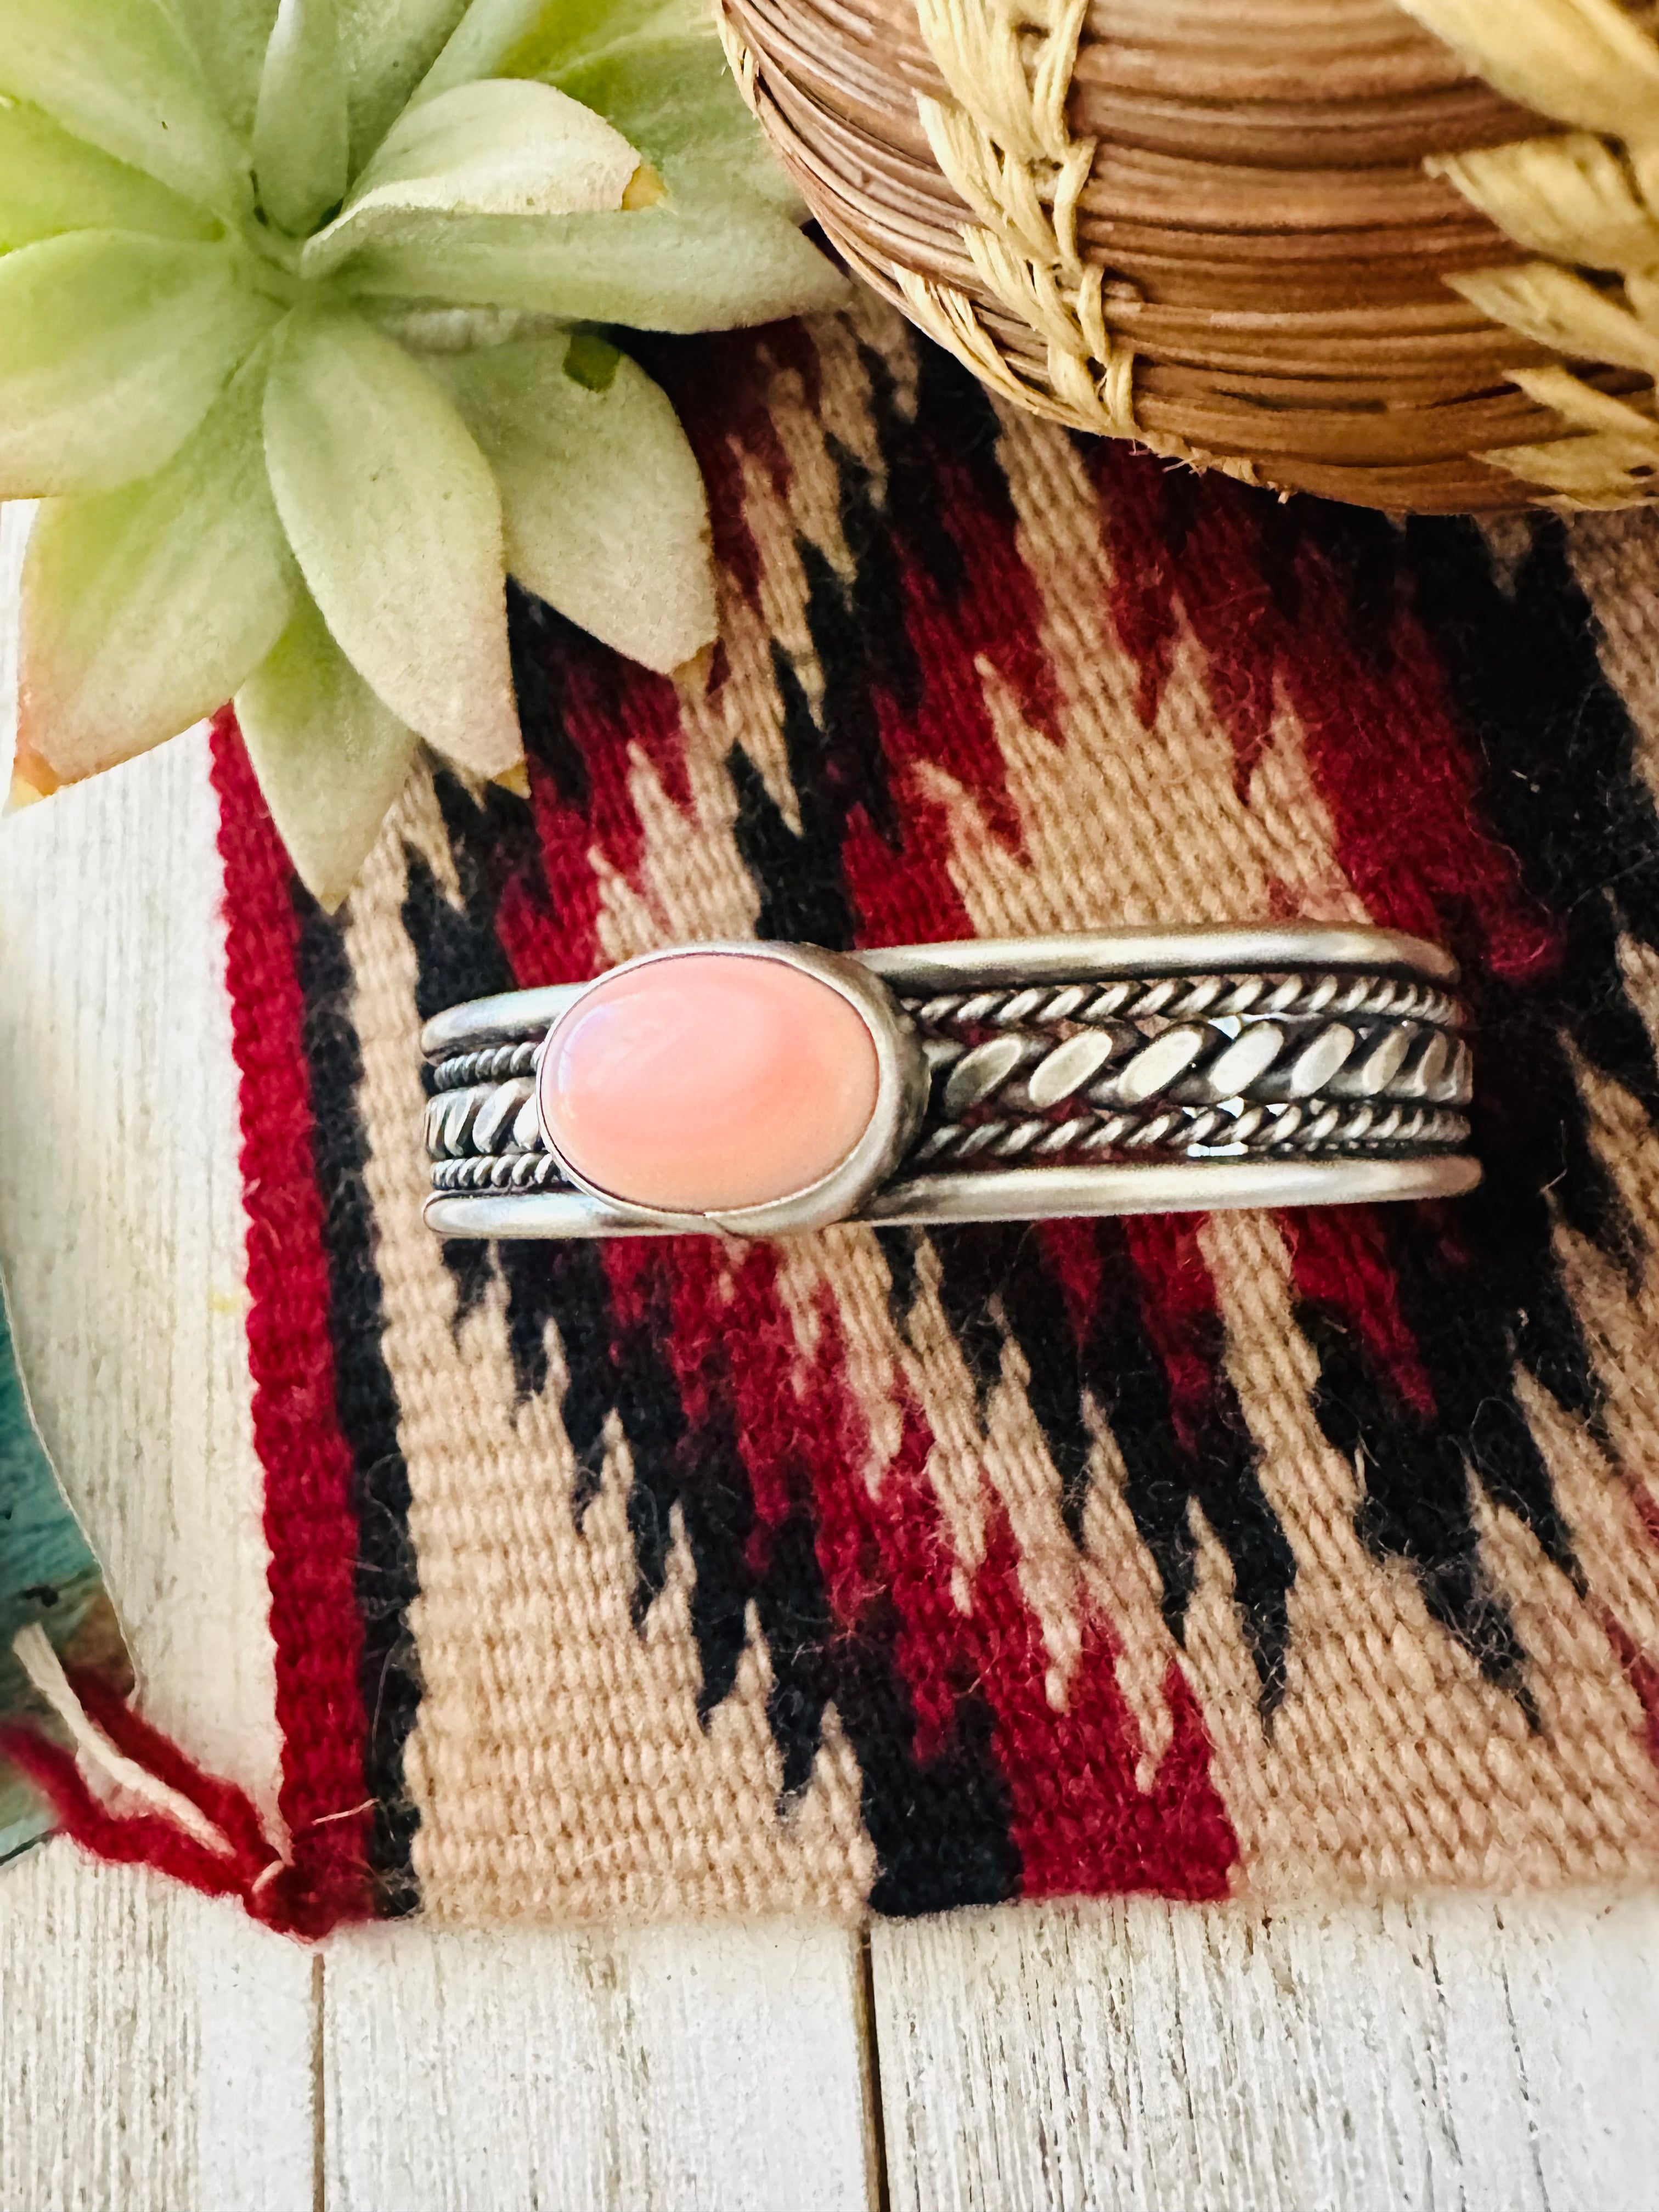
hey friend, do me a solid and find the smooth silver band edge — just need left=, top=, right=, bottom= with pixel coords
left=424, top=1153, right=1481, bottom=1239
left=419, top=925, right=1460, bottom=1059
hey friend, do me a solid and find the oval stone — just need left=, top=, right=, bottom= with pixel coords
left=540, top=952, right=880, bottom=1215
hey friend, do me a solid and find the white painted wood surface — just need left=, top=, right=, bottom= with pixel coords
left=0, top=642, right=314, bottom=2211
left=324, top=1919, right=874, bottom=2212
left=2, top=503, right=1658, bottom=2210
left=873, top=1893, right=1659, bottom=2212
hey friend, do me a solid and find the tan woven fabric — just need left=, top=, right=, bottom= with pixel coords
left=219, top=300, right=1659, bottom=1921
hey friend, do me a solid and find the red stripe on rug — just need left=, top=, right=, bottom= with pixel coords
left=1164, top=483, right=1284, bottom=799
left=964, top=1513, right=1237, bottom=1900
left=210, top=712, right=374, bottom=1926
left=658, top=1240, right=811, bottom=1545
left=844, top=413, right=1049, bottom=946
left=1279, top=1206, right=1438, bottom=1420
left=646, top=1224, right=1237, bottom=1898
left=1120, top=1214, right=1229, bottom=1460
left=1279, top=532, right=1555, bottom=977
left=1602, top=1615, right=1659, bottom=1779
left=656, top=326, right=812, bottom=617
left=1086, top=441, right=1186, bottom=732
left=1088, top=464, right=1550, bottom=1411
left=790, top=1268, right=1238, bottom=1900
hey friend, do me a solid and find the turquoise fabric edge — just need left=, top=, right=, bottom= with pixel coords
left=0, top=1265, right=127, bottom=1863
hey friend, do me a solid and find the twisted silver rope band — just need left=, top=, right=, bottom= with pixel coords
left=430, top=1094, right=1472, bottom=1194
left=431, top=1039, right=540, bottom=1093
left=911, top=1098, right=1470, bottom=1164
left=425, top=967, right=1472, bottom=1192
left=902, top=968, right=1460, bottom=1034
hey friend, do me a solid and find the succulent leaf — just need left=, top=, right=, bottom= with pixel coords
left=253, top=0, right=351, bottom=236
left=0, top=0, right=250, bottom=220
left=553, top=35, right=803, bottom=219
left=170, top=0, right=282, bottom=139
left=304, top=76, right=641, bottom=275
left=262, top=309, right=521, bottom=777
left=364, top=302, right=562, bottom=351
left=338, top=0, right=470, bottom=166
left=343, top=199, right=849, bottom=329
left=18, top=350, right=297, bottom=783
left=494, top=0, right=702, bottom=82
left=0, top=99, right=222, bottom=250
left=415, top=0, right=552, bottom=103
left=440, top=333, right=715, bottom=672
left=0, top=0, right=848, bottom=896
left=0, top=232, right=280, bottom=497
left=236, top=586, right=419, bottom=910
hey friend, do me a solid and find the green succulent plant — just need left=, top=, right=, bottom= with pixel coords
left=0, top=0, right=845, bottom=901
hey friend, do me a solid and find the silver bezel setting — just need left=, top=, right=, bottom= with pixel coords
left=530, top=941, right=929, bottom=1239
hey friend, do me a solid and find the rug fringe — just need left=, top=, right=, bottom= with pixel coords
left=2, top=1627, right=358, bottom=1937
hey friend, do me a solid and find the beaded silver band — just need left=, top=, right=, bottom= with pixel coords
left=421, top=926, right=1480, bottom=1240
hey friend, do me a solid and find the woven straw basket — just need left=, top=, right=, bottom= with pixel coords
left=716, top=0, right=1659, bottom=512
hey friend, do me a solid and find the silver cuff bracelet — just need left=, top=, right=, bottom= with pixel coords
left=420, top=927, right=1479, bottom=1241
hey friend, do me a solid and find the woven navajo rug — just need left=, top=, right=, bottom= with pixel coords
left=208, top=296, right=1659, bottom=1927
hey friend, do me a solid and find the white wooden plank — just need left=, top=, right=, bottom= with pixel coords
left=0, top=729, right=278, bottom=1791
left=323, top=1920, right=877, bottom=2212
left=871, top=1891, right=1659, bottom=2212
left=0, top=606, right=315, bottom=2212
left=0, top=1852, right=315, bottom=2212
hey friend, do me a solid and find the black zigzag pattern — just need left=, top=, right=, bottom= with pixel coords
left=1087, top=1226, right=1296, bottom=1718
left=738, top=339, right=1298, bottom=1743
left=394, top=551, right=1024, bottom=1911
left=729, top=338, right=996, bottom=940
left=291, top=888, right=423, bottom=1913
left=918, top=1220, right=1295, bottom=1717
left=1407, top=517, right=1659, bottom=1250
left=868, top=351, right=1300, bottom=1719
left=1292, top=513, right=1659, bottom=1695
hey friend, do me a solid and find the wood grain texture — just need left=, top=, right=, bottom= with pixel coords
left=323, top=1919, right=876, bottom=2212
left=0, top=497, right=315, bottom=2212
left=0, top=720, right=278, bottom=1795
left=871, top=1893, right=1659, bottom=2212
left=0, top=1850, right=314, bottom=2212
